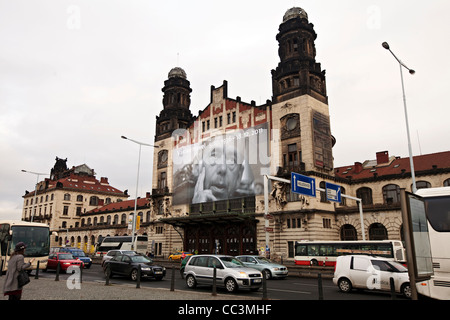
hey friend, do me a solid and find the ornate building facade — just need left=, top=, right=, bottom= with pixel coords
left=22, top=7, right=450, bottom=260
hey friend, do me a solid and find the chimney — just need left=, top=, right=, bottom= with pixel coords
left=146, top=192, right=151, bottom=198
left=354, top=162, right=363, bottom=174
left=100, top=177, right=109, bottom=184
left=376, top=151, right=389, bottom=165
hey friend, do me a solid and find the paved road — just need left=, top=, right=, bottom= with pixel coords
left=35, top=264, right=407, bottom=300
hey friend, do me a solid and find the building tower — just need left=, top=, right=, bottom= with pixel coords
left=271, top=7, right=334, bottom=176
left=155, top=67, right=194, bottom=142
left=272, top=7, right=327, bottom=104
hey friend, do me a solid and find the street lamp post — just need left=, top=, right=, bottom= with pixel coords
left=382, top=42, right=417, bottom=193
left=121, top=136, right=158, bottom=250
left=21, top=169, right=48, bottom=222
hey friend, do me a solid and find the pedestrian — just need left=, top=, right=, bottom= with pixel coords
left=3, top=242, right=34, bottom=300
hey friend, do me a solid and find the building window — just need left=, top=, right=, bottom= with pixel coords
left=63, top=206, right=69, bottom=216
left=159, top=172, right=167, bottom=190
left=287, top=143, right=298, bottom=169
left=227, top=113, right=231, bottom=124
left=287, top=217, right=301, bottom=229
left=89, top=196, right=99, bottom=206
left=76, top=195, right=83, bottom=202
left=369, top=223, right=388, bottom=240
left=416, top=181, right=431, bottom=190
left=356, top=187, right=373, bottom=205
left=207, top=120, right=210, bottom=130
left=382, top=184, right=400, bottom=204
left=219, top=116, right=223, bottom=127
left=202, top=121, right=205, bottom=132
left=232, top=112, right=236, bottom=123
left=76, top=207, right=82, bottom=216
left=214, top=117, right=218, bottom=128
left=64, top=194, right=71, bottom=201
left=323, top=218, right=332, bottom=229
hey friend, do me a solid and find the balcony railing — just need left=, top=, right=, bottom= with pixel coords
left=189, top=197, right=256, bottom=215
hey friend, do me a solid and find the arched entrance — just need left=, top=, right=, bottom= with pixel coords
left=368, top=223, right=388, bottom=240
left=340, top=224, right=357, bottom=240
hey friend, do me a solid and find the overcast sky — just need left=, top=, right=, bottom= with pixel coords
left=1, top=0, right=449, bottom=220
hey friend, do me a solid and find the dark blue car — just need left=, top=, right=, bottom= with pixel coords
left=60, top=247, right=92, bottom=268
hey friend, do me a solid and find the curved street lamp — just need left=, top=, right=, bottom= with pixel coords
left=121, top=136, right=159, bottom=250
left=382, top=42, right=417, bottom=193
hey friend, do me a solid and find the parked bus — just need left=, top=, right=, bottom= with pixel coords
left=415, top=187, right=450, bottom=300
left=0, top=220, right=51, bottom=272
left=95, top=235, right=148, bottom=256
left=294, top=240, right=406, bottom=267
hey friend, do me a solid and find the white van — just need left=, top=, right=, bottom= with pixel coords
left=333, top=255, right=411, bottom=298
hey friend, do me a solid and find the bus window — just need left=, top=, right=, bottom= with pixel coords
left=307, top=245, right=319, bottom=256
left=426, top=196, right=450, bottom=232
left=295, top=244, right=307, bottom=256
left=319, top=244, right=335, bottom=256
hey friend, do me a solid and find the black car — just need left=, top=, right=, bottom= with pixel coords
left=103, top=254, right=166, bottom=281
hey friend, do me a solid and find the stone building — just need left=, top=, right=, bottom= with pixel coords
left=22, top=157, right=130, bottom=249
left=21, top=7, right=450, bottom=261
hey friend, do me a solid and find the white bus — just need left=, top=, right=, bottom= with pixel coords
left=95, top=235, right=148, bottom=256
left=415, top=187, right=450, bottom=300
left=0, top=220, right=51, bottom=272
left=294, top=240, right=406, bottom=267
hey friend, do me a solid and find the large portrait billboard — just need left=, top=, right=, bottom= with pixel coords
left=172, top=122, right=270, bottom=205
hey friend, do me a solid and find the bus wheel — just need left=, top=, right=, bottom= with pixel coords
left=310, top=259, right=318, bottom=266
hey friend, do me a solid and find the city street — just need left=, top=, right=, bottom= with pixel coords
left=35, top=264, right=408, bottom=300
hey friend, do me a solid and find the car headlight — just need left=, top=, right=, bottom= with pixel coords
left=141, top=267, right=151, bottom=271
left=273, top=268, right=280, bottom=271
left=239, top=272, right=249, bottom=277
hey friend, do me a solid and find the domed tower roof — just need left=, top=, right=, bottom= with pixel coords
left=168, top=67, right=187, bottom=79
left=283, top=7, right=308, bottom=22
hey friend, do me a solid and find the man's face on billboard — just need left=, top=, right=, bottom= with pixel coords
left=202, top=138, right=242, bottom=200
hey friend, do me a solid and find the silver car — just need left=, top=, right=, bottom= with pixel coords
left=184, top=254, right=263, bottom=293
left=237, top=255, right=288, bottom=279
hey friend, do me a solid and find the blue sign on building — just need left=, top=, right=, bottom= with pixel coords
left=291, top=173, right=316, bottom=197
left=325, top=182, right=342, bottom=203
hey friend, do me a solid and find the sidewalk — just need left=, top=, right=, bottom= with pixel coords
left=0, top=276, right=258, bottom=300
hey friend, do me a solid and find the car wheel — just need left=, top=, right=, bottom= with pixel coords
left=401, top=283, right=412, bottom=299
left=130, top=269, right=139, bottom=281
left=263, top=269, right=272, bottom=280
left=338, top=278, right=352, bottom=293
left=186, top=275, right=197, bottom=289
left=225, top=278, right=238, bottom=293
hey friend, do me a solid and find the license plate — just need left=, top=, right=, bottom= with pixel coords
left=252, top=279, right=261, bottom=283
left=155, top=271, right=162, bottom=274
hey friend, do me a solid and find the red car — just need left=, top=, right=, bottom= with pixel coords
left=45, top=252, right=84, bottom=273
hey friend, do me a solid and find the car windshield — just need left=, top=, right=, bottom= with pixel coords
left=59, top=253, right=74, bottom=260
left=72, top=251, right=85, bottom=257
left=130, top=255, right=152, bottom=263
left=388, top=261, right=408, bottom=272
left=255, top=257, right=272, bottom=264
left=220, top=256, right=245, bottom=268
left=371, top=259, right=408, bottom=273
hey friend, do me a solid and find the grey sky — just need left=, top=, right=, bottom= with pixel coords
left=1, top=0, right=449, bottom=220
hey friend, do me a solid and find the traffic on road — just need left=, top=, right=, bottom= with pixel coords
left=35, top=255, right=409, bottom=300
